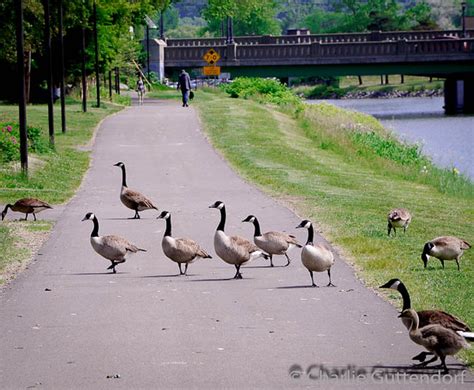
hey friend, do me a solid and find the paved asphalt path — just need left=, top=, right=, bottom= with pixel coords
left=1, top=98, right=472, bottom=389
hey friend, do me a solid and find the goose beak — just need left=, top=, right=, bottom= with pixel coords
left=81, top=216, right=87, bottom=221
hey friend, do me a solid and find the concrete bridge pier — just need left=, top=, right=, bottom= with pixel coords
left=444, top=78, right=474, bottom=115
left=148, top=39, right=166, bottom=82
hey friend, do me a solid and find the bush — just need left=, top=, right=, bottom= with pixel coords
left=222, top=77, right=302, bottom=106
left=0, top=122, right=50, bottom=162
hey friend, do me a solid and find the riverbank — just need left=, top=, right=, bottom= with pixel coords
left=310, top=97, right=473, bottom=179
left=293, top=75, right=444, bottom=100
left=191, top=86, right=473, bottom=365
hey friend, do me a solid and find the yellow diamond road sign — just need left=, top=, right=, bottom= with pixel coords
left=203, top=49, right=221, bottom=65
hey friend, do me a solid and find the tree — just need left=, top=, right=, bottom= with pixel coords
left=0, top=0, right=163, bottom=101
left=202, top=0, right=281, bottom=36
left=304, top=0, right=438, bottom=34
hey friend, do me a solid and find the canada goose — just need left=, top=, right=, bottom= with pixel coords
left=296, top=219, right=335, bottom=287
left=242, top=215, right=301, bottom=267
left=1, top=198, right=52, bottom=221
left=380, top=278, right=472, bottom=362
left=380, top=278, right=471, bottom=332
left=157, top=211, right=211, bottom=275
left=81, top=212, right=146, bottom=273
left=399, top=309, right=471, bottom=374
left=113, top=162, right=158, bottom=219
left=421, top=236, right=471, bottom=271
left=209, top=201, right=268, bottom=279
left=387, top=208, right=411, bottom=236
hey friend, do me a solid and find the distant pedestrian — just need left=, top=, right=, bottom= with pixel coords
left=53, top=85, right=60, bottom=103
left=136, top=76, right=145, bottom=105
left=177, top=69, right=192, bottom=107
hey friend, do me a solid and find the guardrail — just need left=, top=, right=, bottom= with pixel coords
left=164, top=38, right=474, bottom=67
left=165, top=29, right=473, bottom=47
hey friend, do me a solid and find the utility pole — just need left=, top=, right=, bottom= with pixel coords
left=58, top=0, right=66, bottom=132
left=461, top=2, right=467, bottom=38
left=93, top=0, right=100, bottom=107
left=16, top=0, right=28, bottom=174
left=81, top=26, right=87, bottom=112
left=144, top=15, right=157, bottom=80
left=43, top=0, right=54, bottom=145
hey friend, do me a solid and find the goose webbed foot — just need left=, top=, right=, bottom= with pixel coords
left=326, top=270, right=335, bottom=287
left=233, top=266, right=243, bottom=279
left=284, top=254, right=291, bottom=267
left=33, top=213, right=37, bottom=221
left=412, top=351, right=433, bottom=363
left=134, top=210, right=141, bottom=219
left=269, top=255, right=274, bottom=267
left=107, top=262, right=117, bottom=274
left=23, top=214, right=29, bottom=221
left=413, top=355, right=438, bottom=368
left=178, top=264, right=185, bottom=275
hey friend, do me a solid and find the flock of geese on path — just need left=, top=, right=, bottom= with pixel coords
left=1, top=161, right=472, bottom=374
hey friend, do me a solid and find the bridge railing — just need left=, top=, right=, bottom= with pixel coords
left=165, top=29, right=473, bottom=47
left=164, top=38, right=473, bottom=66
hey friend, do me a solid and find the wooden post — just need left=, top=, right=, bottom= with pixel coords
left=93, top=0, right=100, bottom=107
left=43, top=0, right=55, bottom=145
left=58, top=0, right=66, bottom=132
left=16, top=0, right=28, bottom=173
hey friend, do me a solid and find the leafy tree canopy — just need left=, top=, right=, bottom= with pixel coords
left=202, top=0, right=281, bottom=36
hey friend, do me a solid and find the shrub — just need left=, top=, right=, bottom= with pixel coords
left=0, top=122, right=50, bottom=162
left=222, top=77, right=302, bottom=107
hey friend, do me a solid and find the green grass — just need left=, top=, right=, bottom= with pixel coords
left=191, top=89, right=473, bottom=365
left=0, top=99, right=124, bottom=281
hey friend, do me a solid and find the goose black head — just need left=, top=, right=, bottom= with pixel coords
left=209, top=201, right=225, bottom=209
left=296, top=219, right=312, bottom=229
left=113, top=162, right=125, bottom=168
left=81, top=212, right=95, bottom=221
left=242, top=215, right=256, bottom=223
left=421, top=242, right=434, bottom=268
left=157, top=211, right=171, bottom=220
left=1, top=204, right=11, bottom=221
left=379, top=278, right=401, bottom=290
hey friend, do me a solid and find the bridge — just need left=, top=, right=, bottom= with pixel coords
left=148, top=29, right=474, bottom=114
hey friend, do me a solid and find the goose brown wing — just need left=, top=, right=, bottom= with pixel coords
left=419, top=310, right=471, bottom=332
left=124, top=188, right=157, bottom=209
left=102, top=235, right=144, bottom=253
left=231, top=235, right=259, bottom=253
left=18, top=198, right=52, bottom=208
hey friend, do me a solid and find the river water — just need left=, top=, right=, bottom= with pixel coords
left=307, top=97, right=473, bottom=180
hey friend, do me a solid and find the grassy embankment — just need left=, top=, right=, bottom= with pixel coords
left=0, top=99, right=124, bottom=283
left=293, top=75, right=444, bottom=98
left=185, top=82, right=473, bottom=364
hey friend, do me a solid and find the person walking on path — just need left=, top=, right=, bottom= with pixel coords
left=177, top=69, right=192, bottom=107
left=136, top=76, right=145, bottom=105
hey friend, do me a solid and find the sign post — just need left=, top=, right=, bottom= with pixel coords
left=203, top=48, right=221, bottom=77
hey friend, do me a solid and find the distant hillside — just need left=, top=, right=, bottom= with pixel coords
left=174, top=0, right=207, bottom=18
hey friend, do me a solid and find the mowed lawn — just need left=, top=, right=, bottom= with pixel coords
left=193, top=88, right=473, bottom=365
left=0, top=101, right=123, bottom=283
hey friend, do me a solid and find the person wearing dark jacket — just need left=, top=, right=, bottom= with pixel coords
left=177, top=69, right=192, bottom=107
